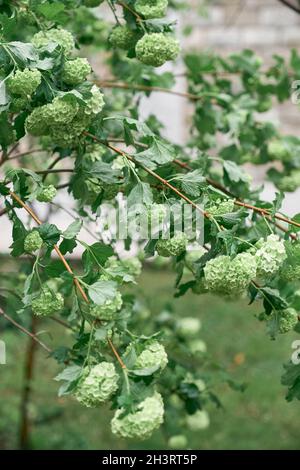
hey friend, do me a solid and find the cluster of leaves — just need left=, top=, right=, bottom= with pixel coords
left=0, top=0, right=300, bottom=445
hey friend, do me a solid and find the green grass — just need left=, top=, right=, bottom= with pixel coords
left=0, top=269, right=299, bottom=450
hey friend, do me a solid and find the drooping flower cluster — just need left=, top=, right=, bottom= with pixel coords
left=37, top=185, right=57, bottom=202
left=208, top=198, right=235, bottom=216
left=76, top=362, right=119, bottom=407
left=111, top=392, right=164, bottom=439
left=135, top=0, right=168, bottom=19
left=135, top=33, right=180, bottom=67
left=186, top=410, right=210, bottom=431
left=277, top=170, right=300, bottom=192
left=204, top=252, right=257, bottom=297
left=135, top=341, right=168, bottom=371
left=268, top=140, right=291, bottom=162
left=254, top=234, right=287, bottom=278
left=31, top=289, right=64, bottom=316
left=156, top=232, right=187, bottom=257
left=176, top=317, right=201, bottom=338
left=268, top=308, right=298, bottom=334
left=24, top=230, right=43, bottom=253
left=7, top=68, right=41, bottom=97
left=109, top=26, right=139, bottom=50
left=62, top=58, right=91, bottom=86
left=32, top=28, right=75, bottom=56
left=89, top=292, right=123, bottom=321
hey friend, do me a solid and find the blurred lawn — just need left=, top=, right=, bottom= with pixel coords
left=0, top=268, right=299, bottom=450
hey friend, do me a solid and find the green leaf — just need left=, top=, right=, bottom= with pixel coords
left=223, top=160, right=250, bottom=184
left=36, top=2, right=66, bottom=20
left=85, top=161, right=121, bottom=184
left=37, top=223, right=61, bottom=246
left=134, top=137, right=176, bottom=169
left=130, top=364, right=160, bottom=376
left=54, top=365, right=82, bottom=382
left=128, top=182, right=153, bottom=207
left=281, top=362, right=300, bottom=402
left=88, top=280, right=117, bottom=305
left=82, top=242, right=114, bottom=273
left=62, top=219, right=82, bottom=240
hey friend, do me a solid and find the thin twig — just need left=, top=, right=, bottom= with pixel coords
left=0, top=307, right=52, bottom=354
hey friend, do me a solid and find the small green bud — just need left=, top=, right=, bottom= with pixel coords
left=37, top=185, right=57, bottom=202
left=168, top=434, right=188, bottom=449
left=186, top=410, right=210, bottom=431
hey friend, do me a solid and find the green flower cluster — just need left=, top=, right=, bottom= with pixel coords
left=176, top=317, right=202, bottom=338
left=76, top=362, right=119, bottom=407
left=188, top=339, right=207, bottom=354
left=24, top=230, right=43, bottom=253
left=135, top=0, right=168, bottom=19
left=276, top=170, right=300, bottom=192
left=32, top=28, right=75, bottom=56
left=31, top=289, right=64, bottom=316
left=186, top=410, right=210, bottom=431
left=62, top=58, right=91, bottom=86
left=135, top=341, right=168, bottom=371
left=111, top=392, right=164, bottom=439
left=254, top=234, right=287, bottom=278
left=135, top=33, right=180, bottom=67
left=156, top=232, right=187, bottom=257
left=109, top=26, right=138, bottom=50
left=280, top=243, right=300, bottom=281
left=168, top=434, right=188, bottom=449
left=269, top=308, right=298, bottom=334
left=121, top=257, right=142, bottom=278
left=204, top=252, right=257, bottom=296
left=25, top=86, right=104, bottom=146
left=7, top=68, right=41, bottom=97
left=208, top=198, right=235, bottom=216
left=89, top=292, right=123, bottom=321
left=37, top=185, right=57, bottom=202
left=268, top=140, right=291, bottom=162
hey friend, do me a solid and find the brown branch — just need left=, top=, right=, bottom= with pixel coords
left=8, top=191, right=126, bottom=369
left=85, top=132, right=208, bottom=218
left=0, top=307, right=52, bottom=354
left=98, top=81, right=202, bottom=101
left=8, top=149, right=46, bottom=162
left=19, top=314, right=37, bottom=449
left=278, top=0, right=300, bottom=14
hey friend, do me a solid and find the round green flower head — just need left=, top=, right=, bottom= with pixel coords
left=109, top=26, right=138, bottom=50
left=189, top=339, right=207, bottom=354
left=31, top=289, right=64, bottom=316
left=186, top=410, right=210, bottom=431
left=84, top=85, right=105, bottom=115
left=9, top=96, right=29, bottom=113
left=135, top=341, right=168, bottom=371
left=62, top=58, right=91, bottom=86
left=83, top=0, right=104, bottom=6
left=89, top=292, right=123, bottom=321
left=24, top=230, right=43, bottom=253
left=25, top=97, right=79, bottom=136
left=204, top=252, right=256, bottom=296
left=111, top=392, right=164, bottom=440
left=136, top=33, right=180, bottom=67
left=32, top=29, right=75, bottom=56
left=277, top=170, right=300, bottom=192
left=268, top=140, right=291, bottom=162
left=7, top=68, right=41, bottom=97
left=255, top=234, right=287, bottom=278
left=37, top=185, right=57, bottom=203
left=280, top=243, right=300, bottom=281
left=135, top=0, right=168, bottom=19
left=271, top=308, right=299, bottom=334
left=168, top=434, right=188, bottom=449
left=76, top=362, right=119, bottom=407
left=122, top=257, right=142, bottom=278
left=208, top=198, right=235, bottom=216
left=156, top=232, right=187, bottom=257
left=176, top=317, right=201, bottom=338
